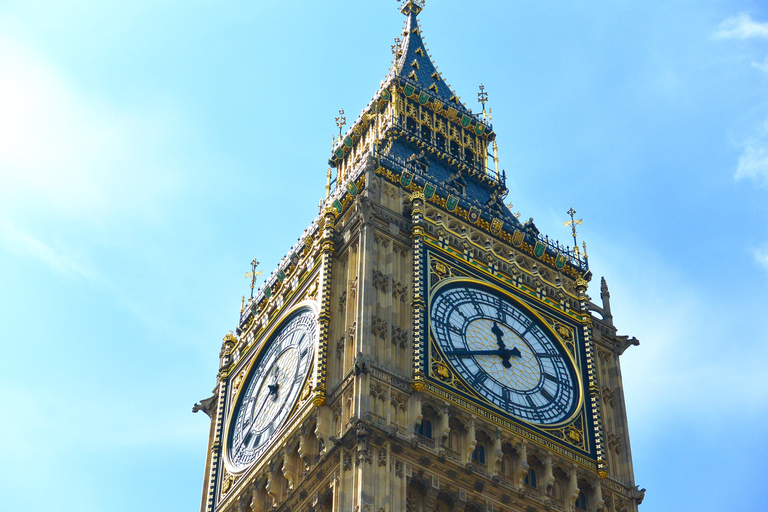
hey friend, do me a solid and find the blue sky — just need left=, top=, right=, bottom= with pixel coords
left=1, top=1, right=767, bottom=511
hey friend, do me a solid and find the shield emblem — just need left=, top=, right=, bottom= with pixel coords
left=468, top=207, right=480, bottom=223
left=346, top=181, right=358, bottom=196
left=433, top=100, right=443, bottom=112
left=423, top=182, right=436, bottom=200
left=335, top=148, right=344, bottom=159
left=461, top=115, right=472, bottom=128
left=491, top=218, right=503, bottom=234
left=418, top=92, right=429, bottom=105
left=446, top=195, right=458, bottom=212
left=332, top=199, right=343, bottom=214
left=555, top=253, right=566, bottom=269
left=381, top=89, right=391, bottom=101
left=534, top=241, right=546, bottom=258
left=512, top=230, right=524, bottom=247
left=290, top=253, right=299, bottom=265
left=277, top=270, right=285, bottom=282
left=447, top=107, right=458, bottom=120
left=400, top=171, right=412, bottom=187
left=344, top=136, right=353, bottom=148
left=475, top=124, right=485, bottom=136
left=264, top=286, right=272, bottom=298
left=404, top=84, right=415, bottom=97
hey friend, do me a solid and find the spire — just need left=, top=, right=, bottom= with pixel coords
left=392, top=1, right=471, bottom=115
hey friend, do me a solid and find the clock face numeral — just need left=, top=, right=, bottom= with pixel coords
left=227, top=309, right=316, bottom=471
left=430, top=281, right=579, bottom=426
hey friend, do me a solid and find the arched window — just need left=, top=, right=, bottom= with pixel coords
left=417, top=419, right=432, bottom=439
left=575, top=491, right=588, bottom=511
left=524, top=468, right=537, bottom=489
left=471, top=444, right=485, bottom=464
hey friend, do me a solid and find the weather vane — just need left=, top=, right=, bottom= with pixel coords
left=478, top=84, right=488, bottom=119
left=245, top=258, right=263, bottom=300
left=564, top=207, right=583, bottom=251
left=335, top=108, right=346, bottom=139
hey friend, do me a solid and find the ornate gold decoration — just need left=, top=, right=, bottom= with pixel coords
left=233, top=371, right=244, bottom=392
left=300, top=379, right=312, bottom=401
left=221, top=472, right=232, bottom=494
left=567, top=426, right=582, bottom=444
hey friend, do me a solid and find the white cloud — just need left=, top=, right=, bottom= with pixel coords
left=714, top=13, right=768, bottom=40
left=754, top=246, right=768, bottom=273
left=735, top=120, right=768, bottom=184
left=0, top=218, right=96, bottom=279
left=753, top=56, right=768, bottom=72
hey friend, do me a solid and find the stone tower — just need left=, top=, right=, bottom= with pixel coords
left=195, top=3, right=645, bottom=512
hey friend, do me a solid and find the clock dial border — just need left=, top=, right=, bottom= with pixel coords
left=427, top=275, right=586, bottom=430
left=223, top=303, right=317, bottom=474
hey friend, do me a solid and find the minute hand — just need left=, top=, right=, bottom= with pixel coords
left=445, top=349, right=508, bottom=357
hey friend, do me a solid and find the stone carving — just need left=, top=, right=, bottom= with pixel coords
left=339, top=290, right=347, bottom=312
left=373, top=270, right=389, bottom=293
left=392, top=281, right=408, bottom=302
left=607, top=432, right=621, bottom=454
left=392, top=326, right=409, bottom=348
left=372, top=316, right=388, bottom=339
left=192, top=394, right=216, bottom=418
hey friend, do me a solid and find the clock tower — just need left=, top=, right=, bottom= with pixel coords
left=195, top=2, right=645, bottom=512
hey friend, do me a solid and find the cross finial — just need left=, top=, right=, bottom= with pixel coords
left=478, top=84, right=488, bottom=110
left=335, top=108, right=346, bottom=138
left=245, top=258, right=263, bottom=299
left=564, top=207, right=583, bottom=255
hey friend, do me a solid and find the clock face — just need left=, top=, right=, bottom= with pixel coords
left=430, top=280, right=579, bottom=426
left=226, top=308, right=316, bottom=471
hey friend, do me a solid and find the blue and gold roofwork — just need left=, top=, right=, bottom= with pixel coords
left=328, top=0, right=588, bottom=275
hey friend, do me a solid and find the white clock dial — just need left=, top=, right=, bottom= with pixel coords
left=226, top=308, right=315, bottom=471
left=430, top=280, right=579, bottom=425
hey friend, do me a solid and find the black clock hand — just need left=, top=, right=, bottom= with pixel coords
left=243, top=394, right=270, bottom=446
left=445, top=349, right=506, bottom=357
left=491, top=321, right=522, bottom=368
left=244, top=364, right=282, bottom=445
left=492, top=321, right=506, bottom=350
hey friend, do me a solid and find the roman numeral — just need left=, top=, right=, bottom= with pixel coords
left=471, top=372, right=487, bottom=386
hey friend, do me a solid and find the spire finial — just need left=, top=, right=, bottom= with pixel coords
left=564, top=207, right=583, bottom=251
left=399, top=0, right=424, bottom=16
left=478, top=84, right=488, bottom=120
left=335, top=108, right=346, bottom=139
left=245, top=258, right=263, bottom=300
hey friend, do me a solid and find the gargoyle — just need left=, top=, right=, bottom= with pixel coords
left=192, top=394, right=217, bottom=418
